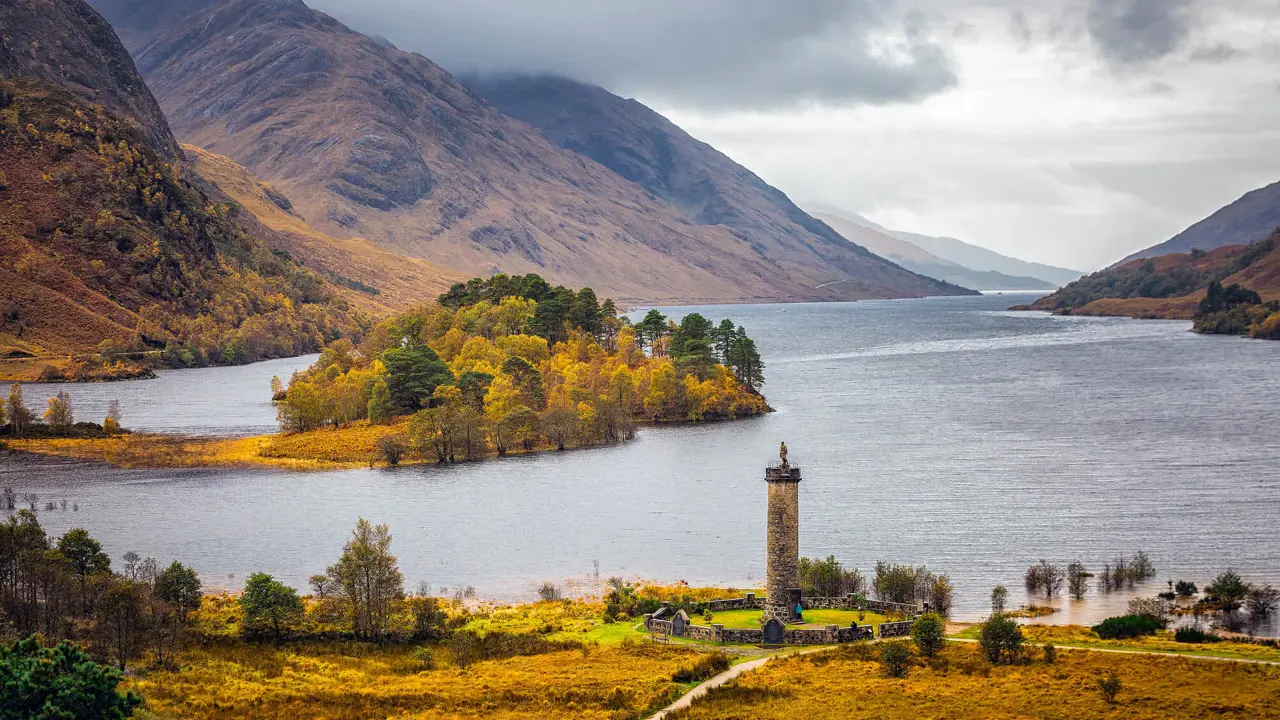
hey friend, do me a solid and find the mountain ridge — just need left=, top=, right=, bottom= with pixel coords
left=1113, top=180, right=1280, bottom=267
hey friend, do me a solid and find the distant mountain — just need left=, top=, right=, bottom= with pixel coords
left=459, top=73, right=974, bottom=299
left=94, top=3, right=972, bottom=304
left=809, top=205, right=1085, bottom=287
left=810, top=211, right=1054, bottom=291
left=0, top=0, right=375, bottom=381
left=1016, top=233, right=1280, bottom=324
left=1114, top=180, right=1280, bottom=267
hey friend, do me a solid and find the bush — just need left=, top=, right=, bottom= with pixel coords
left=376, top=433, right=408, bottom=466
left=1098, top=670, right=1122, bottom=704
left=879, top=641, right=912, bottom=678
left=1174, top=627, right=1221, bottom=644
left=536, top=582, right=562, bottom=602
left=672, top=652, right=731, bottom=683
left=0, top=636, right=142, bottom=719
left=1092, top=614, right=1165, bottom=640
left=1043, top=642, right=1057, bottom=664
left=1175, top=580, right=1198, bottom=597
left=910, top=613, right=946, bottom=657
left=979, top=613, right=1024, bottom=665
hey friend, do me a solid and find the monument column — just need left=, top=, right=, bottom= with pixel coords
left=763, top=442, right=802, bottom=625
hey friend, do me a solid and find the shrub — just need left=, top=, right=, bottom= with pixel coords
left=879, top=641, right=912, bottom=678
left=1043, top=642, right=1057, bottom=664
left=1175, top=580, right=1198, bottom=597
left=910, top=613, right=946, bottom=657
left=672, top=652, right=731, bottom=683
left=1174, top=627, right=1222, bottom=644
left=537, top=582, right=562, bottom=602
left=1205, top=569, right=1251, bottom=611
left=376, top=433, right=408, bottom=466
left=0, top=637, right=142, bottom=719
left=1092, top=614, right=1165, bottom=640
left=979, top=613, right=1024, bottom=665
left=1098, top=670, right=1122, bottom=704
left=413, top=646, right=435, bottom=670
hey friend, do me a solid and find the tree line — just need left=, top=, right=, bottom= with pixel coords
left=275, top=273, right=769, bottom=463
left=0, top=384, right=124, bottom=438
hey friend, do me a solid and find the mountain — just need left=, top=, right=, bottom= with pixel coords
left=462, top=73, right=972, bottom=298
left=100, top=4, right=972, bottom=305
left=184, top=145, right=464, bottom=315
left=1015, top=232, right=1280, bottom=326
left=809, top=204, right=1085, bottom=287
left=1114, top=180, right=1280, bottom=267
left=809, top=210, right=1054, bottom=291
left=0, top=0, right=371, bottom=381
left=0, top=0, right=178, bottom=156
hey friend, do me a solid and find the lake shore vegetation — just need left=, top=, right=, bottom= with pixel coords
left=270, top=274, right=769, bottom=465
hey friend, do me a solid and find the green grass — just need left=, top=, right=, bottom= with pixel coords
left=704, top=608, right=887, bottom=630
left=948, top=625, right=1280, bottom=663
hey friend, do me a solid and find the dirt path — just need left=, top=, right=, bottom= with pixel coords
left=648, top=637, right=1280, bottom=718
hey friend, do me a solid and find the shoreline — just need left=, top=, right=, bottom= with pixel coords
left=3, top=410, right=771, bottom=471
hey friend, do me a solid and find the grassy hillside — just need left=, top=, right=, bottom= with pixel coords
left=1016, top=232, right=1280, bottom=338
left=1115, top=179, right=1280, bottom=266
left=0, top=78, right=366, bottom=380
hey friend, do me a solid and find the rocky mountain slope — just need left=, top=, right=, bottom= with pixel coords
left=0, top=0, right=377, bottom=381
left=0, top=0, right=178, bottom=156
left=1114, top=180, right=1280, bottom=267
left=809, top=204, right=1084, bottom=287
left=810, top=210, right=1054, bottom=291
left=101, top=1, right=971, bottom=304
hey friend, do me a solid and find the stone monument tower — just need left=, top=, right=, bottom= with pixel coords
left=763, top=442, right=802, bottom=625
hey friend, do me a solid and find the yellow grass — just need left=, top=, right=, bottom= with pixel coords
left=127, top=641, right=696, bottom=720
left=7, top=434, right=355, bottom=470
left=669, top=642, right=1280, bottom=719
left=1020, top=624, right=1280, bottom=663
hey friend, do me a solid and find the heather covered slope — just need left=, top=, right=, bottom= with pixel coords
left=1115, top=180, right=1280, bottom=266
left=111, top=0, right=970, bottom=303
left=0, top=79, right=366, bottom=380
left=466, top=73, right=975, bottom=298
left=1017, top=233, right=1280, bottom=331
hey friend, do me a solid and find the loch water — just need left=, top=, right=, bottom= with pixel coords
left=4, top=294, right=1278, bottom=629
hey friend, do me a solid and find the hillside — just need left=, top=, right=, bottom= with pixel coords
left=810, top=211, right=1054, bottom=291
left=1016, top=232, right=1280, bottom=338
left=464, top=74, right=973, bottom=298
left=0, top=0, right=375, bottom=381
left=184, top=145, right=463, bottom=314
left=104, top=1, right=971, bottom=304
left=0, top=78, right=366, bottom=380
left=0, top=0, right=179, bottom=156
left=1115, top=179, right=1280, bottom=266
left=810, top=204, right=1085, bottom=287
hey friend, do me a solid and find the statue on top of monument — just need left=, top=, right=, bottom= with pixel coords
left=779, top=441, right=788, bottom=468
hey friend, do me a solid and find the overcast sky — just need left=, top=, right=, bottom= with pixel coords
left=313, top=0, right=1280, bottom=270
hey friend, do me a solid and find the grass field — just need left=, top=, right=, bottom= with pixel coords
left=706, top=608, right=888, bottom=631
left=667, top=642, right=1280, bottom=719
left=950, top=624, right=1280, bottom=664
left=127, top=641, right=697, bottom=720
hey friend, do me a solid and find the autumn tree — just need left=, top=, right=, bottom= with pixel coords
left=44, top=390, right=74, bottom=431
left=6, top=384, right=31, bottom=437
left=367, top=378, right=392, bottom=424
left=95, top=578, right=146, bottom=671
left=325, top=518, right=404, bottom=640
left=103, top=399, right=122, bottom=434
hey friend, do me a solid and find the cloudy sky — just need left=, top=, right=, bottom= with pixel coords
left=313, top=0, right=1280, bottom=270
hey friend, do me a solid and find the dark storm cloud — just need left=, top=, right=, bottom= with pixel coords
left=309, top=0, right=958, bottom=110
left=1086, top=0, right=1195, bottom=66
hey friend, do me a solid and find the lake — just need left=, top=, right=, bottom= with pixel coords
left=3, top=294, right=1278, bottom=629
